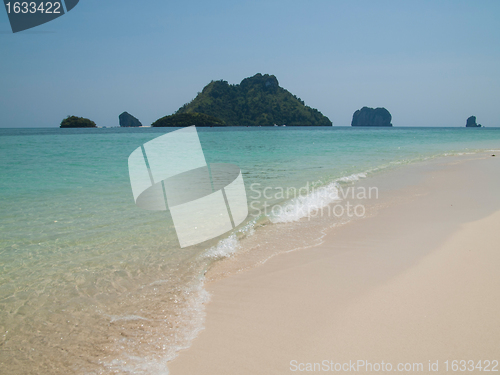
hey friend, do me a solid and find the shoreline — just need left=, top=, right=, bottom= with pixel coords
left=2, top=128, right=500, bottom=374
left=168, top=153, right=500, bottom=374
left=201, top=152, right=497, bottom=283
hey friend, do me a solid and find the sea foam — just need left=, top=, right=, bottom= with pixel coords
left=269, top=182, right=340, bottom=223
left=269, top=172, right=367, bottom=224
left=204, top=234, right=241, bottom=258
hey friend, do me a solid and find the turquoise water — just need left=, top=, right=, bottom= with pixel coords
left=1, top=126, right=500, bottom=374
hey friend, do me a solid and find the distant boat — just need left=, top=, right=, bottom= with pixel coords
left=274, top=124, right=278, bottom=127
left=282, top=125, right=286, bottom=127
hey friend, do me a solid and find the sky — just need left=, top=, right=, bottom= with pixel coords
left=1, top=0, right=499, bottom=127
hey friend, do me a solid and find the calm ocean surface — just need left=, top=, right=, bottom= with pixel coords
left=1, top=126, right=500, bottom=374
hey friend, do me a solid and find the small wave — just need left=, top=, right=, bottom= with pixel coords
left=336, top=172, right=367, bottom=183
left=198, top=218, right=256, bottom=260
left=268, top=172, right=369, bottom=224
left=108, top=314, right=151, bottom=323
left=204, top=234, right=241, bottom=259
left=236, top=219, right=257, bottom=238
left=269, top=182, right=340, bottom=223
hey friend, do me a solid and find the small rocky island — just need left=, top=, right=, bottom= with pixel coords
left=351, top=107, right=392, bottom=127
left=466, top=116, right=482, bottom=127
left=60, top=116, right=97, bottom=128
left=119, top=112, right=142, bottom=127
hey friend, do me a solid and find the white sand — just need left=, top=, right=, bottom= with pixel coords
left=169, top=155, right=500, bottom=374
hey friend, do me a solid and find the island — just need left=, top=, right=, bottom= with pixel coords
left=466, top=116, right=482, bottom=127
left=152, top=113, right=226, bottom=127
left=60, top=116, right=97, bottom=128
left=119, top=112, right=142, bottom=127
left=155, top=73, right=332, bottom=127
left=351, top=107, right=392, bottom=127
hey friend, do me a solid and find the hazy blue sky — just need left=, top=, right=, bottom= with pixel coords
left=1, top=0, right=499, bottom=127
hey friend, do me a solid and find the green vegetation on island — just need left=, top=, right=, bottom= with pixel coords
left=60, top=116, right=97, bottom=128
left=172, top=73, right=332, bottom=126
left=152, top=112, right=226, bottom=127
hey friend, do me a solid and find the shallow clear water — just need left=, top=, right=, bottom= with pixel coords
left=1, top=126, right=499, bottom=374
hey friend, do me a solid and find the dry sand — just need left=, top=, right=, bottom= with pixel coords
left=168, top=155, right=500, bottom=374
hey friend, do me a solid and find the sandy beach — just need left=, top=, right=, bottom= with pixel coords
left=3, top=1, right=500, bottom=373
left=168, top=154, right=500, bottom=374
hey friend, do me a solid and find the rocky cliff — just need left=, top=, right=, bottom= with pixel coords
left=351, top=107, right=392, bottom=127
left=466, top=116, right=481, bottom=127
left=119, top=112, right=142, bottom=127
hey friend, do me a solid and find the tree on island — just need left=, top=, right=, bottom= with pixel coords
left=60, top=116, right=97, bottom=128
left=166, top=73, right=331, bottom=126
left=152, top=112, right=226, bottom=127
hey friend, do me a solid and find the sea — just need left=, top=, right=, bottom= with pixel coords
left=1, top=126, right=499, bottom=374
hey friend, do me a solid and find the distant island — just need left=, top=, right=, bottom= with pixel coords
left=60, top=116, right=97, bottom=128
left=152, top=113, right=226, bottom=127
left=351, top=107, right=392, bottom=127
left=163, top=73, right=331, bottom=127
left=466, top=116, right=482, bottom=127
left=119, top=112, right=142, bottom=127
